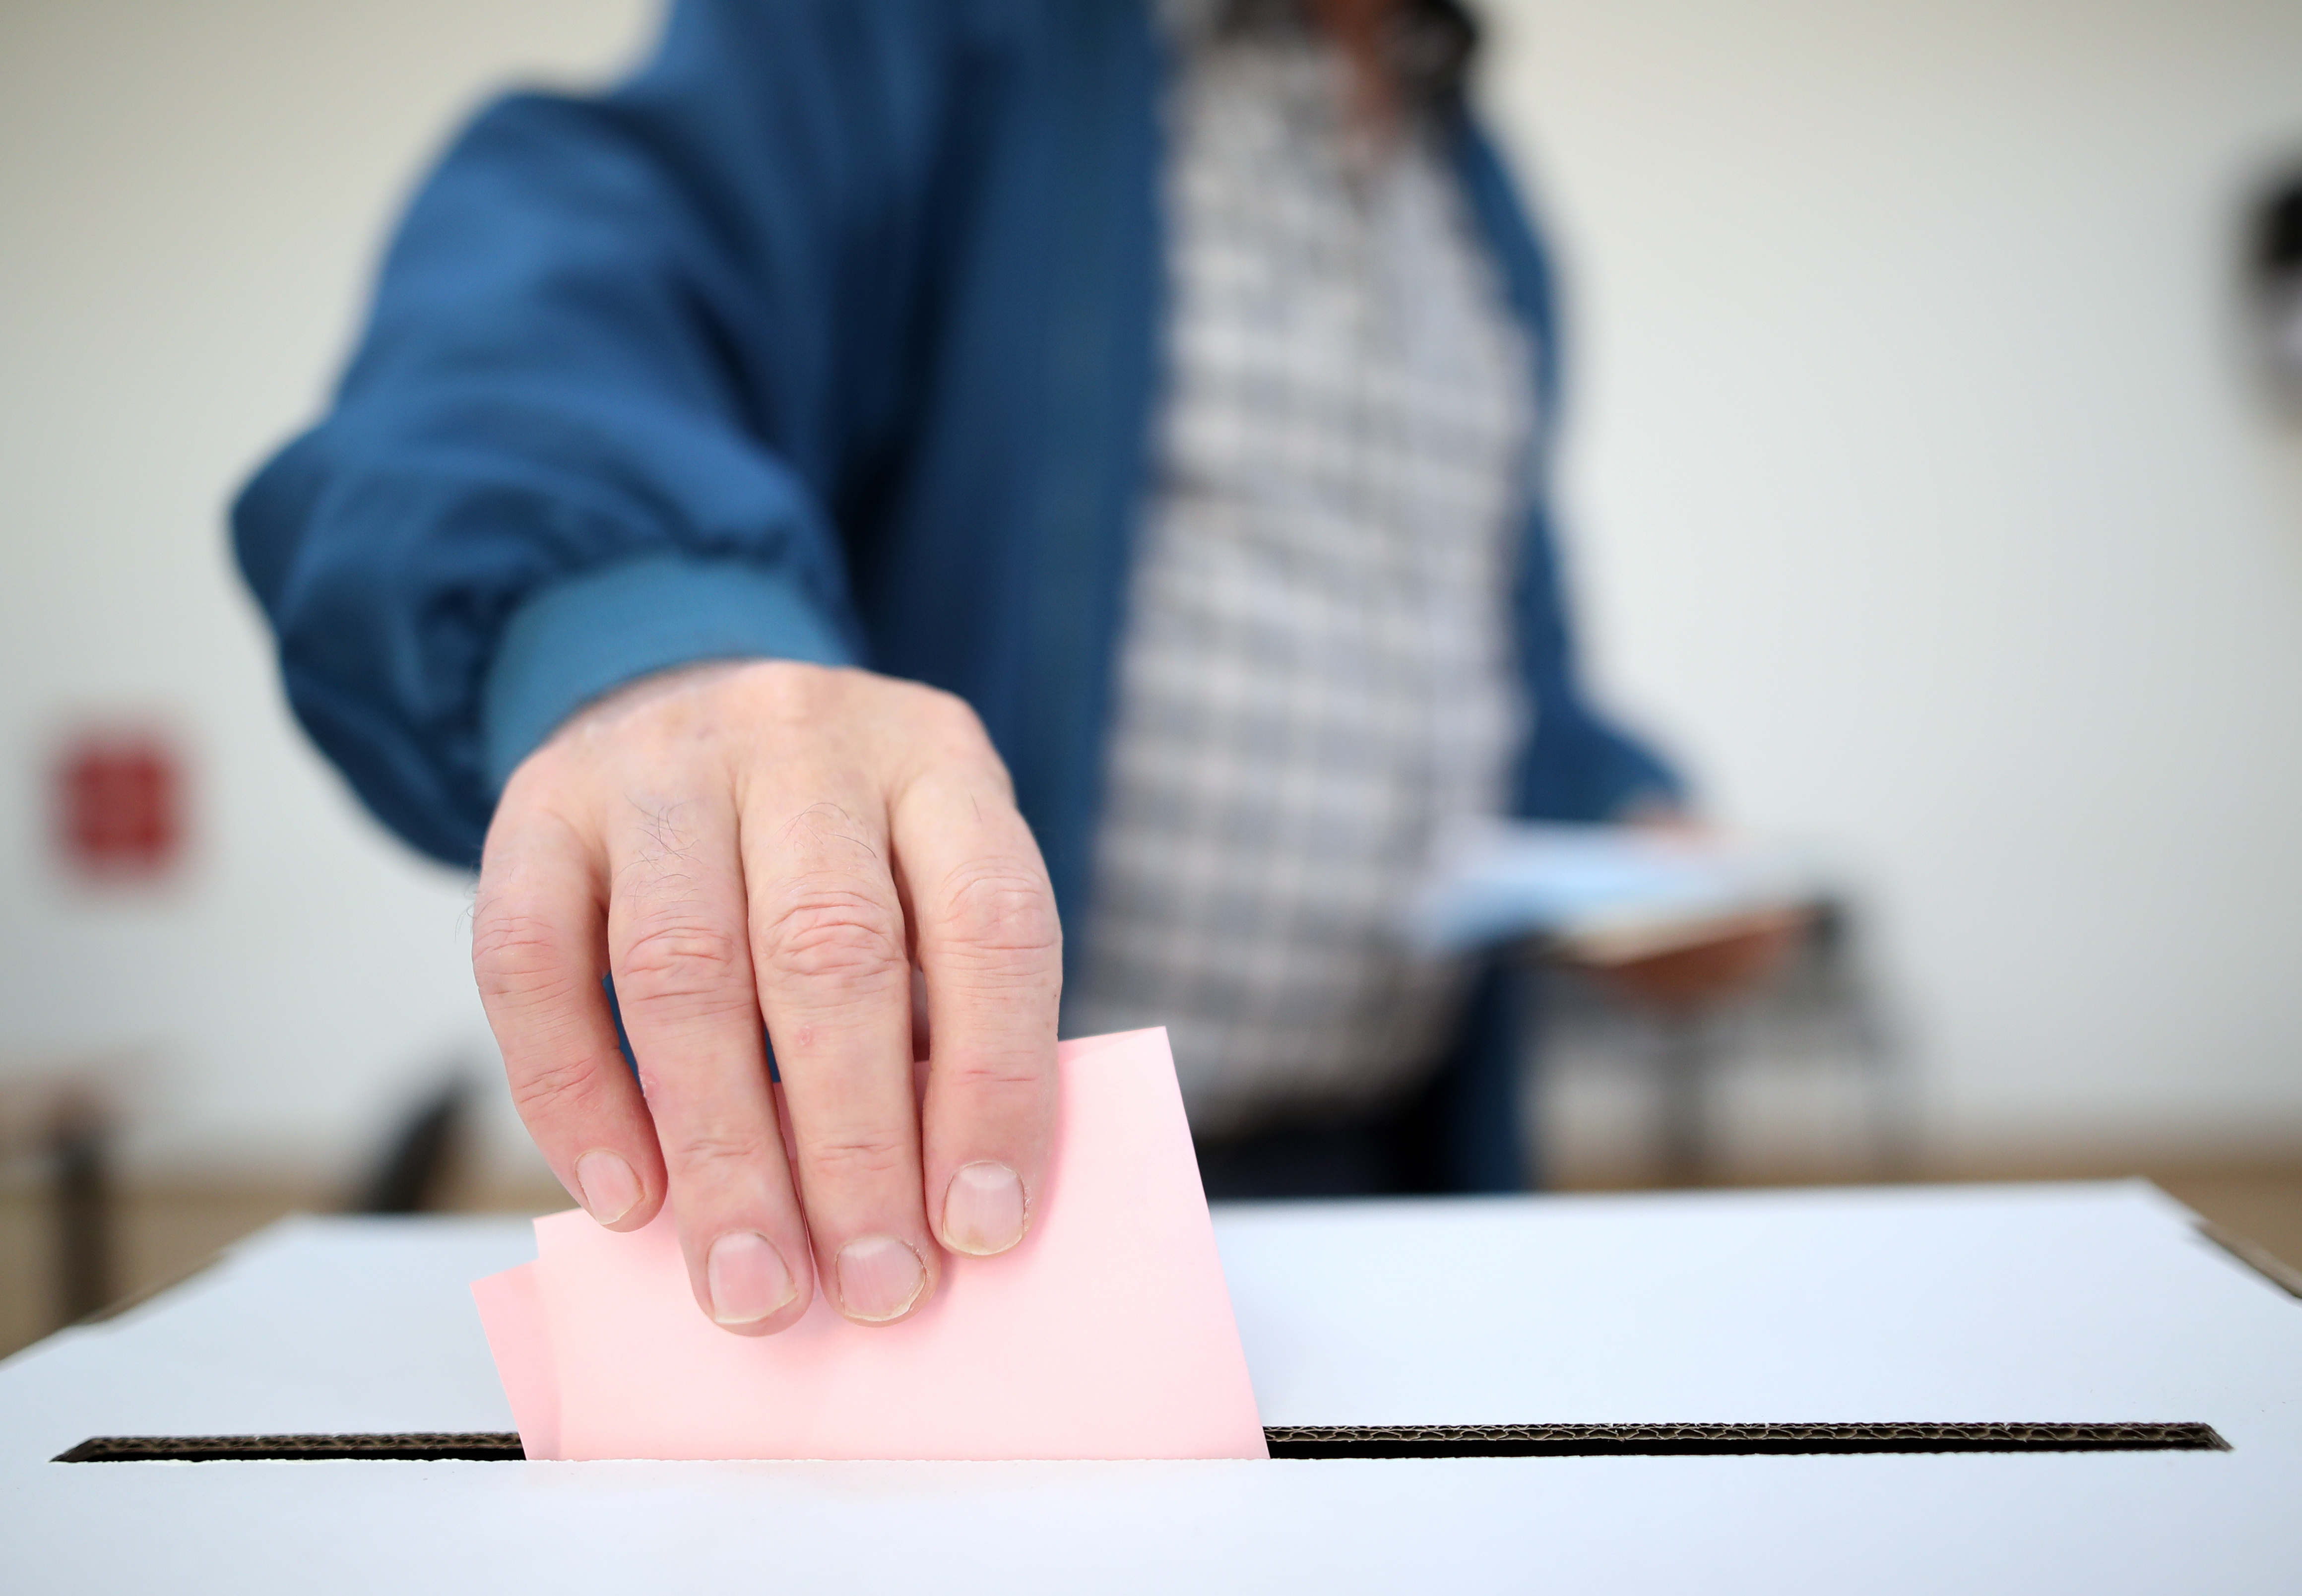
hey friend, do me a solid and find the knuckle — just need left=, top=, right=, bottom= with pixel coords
left=781, top=800, right=882, bottom=866
left=890, top=688, right=1015, bottom=801
left=664, top=1122, right=774, bottom=1177
left=625, top=797, right=710, bottom=862
left=491, top=754, right=558, bottom=815
left=911, top=684, right=987, bottom=740
left=617, top=915, right=752, bottom=1010
left=931, top=864, right=1059, bottom=958
left=761, top=886, right=907, bottom=988
left=911, top=688, right=1001, bottom=766
left=738, top=658, right=842, bottom=724
left=938, top=1055, right=1049, bottom=1096
left=934, top=1058, right=1055, bottom=1126
left=472, top=910, right=586, bottom=1008
left=507, top=1049, right=614, bottom=1125
left=805, top=1127, right=912, bottom=1185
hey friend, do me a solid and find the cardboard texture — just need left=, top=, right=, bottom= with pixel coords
left=48, top=1419, right=2231, bottom=1464
left=471, top=1027, right=1268, bottom=1462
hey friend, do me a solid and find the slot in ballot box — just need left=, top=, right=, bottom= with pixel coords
left=2, top=1181, right=2297, bottom=1593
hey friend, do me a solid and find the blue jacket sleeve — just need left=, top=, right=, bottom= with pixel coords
left=232, top=0, right=963, bottom=866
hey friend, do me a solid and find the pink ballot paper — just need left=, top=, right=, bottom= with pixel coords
left=471, top=1028, right=1269, bottom=1461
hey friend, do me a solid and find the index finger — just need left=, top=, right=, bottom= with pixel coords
left=473, top=803, right=668, bottom=1235
left=888, top=717, right=1061, bottom=1259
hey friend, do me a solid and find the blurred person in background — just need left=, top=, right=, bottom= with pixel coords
left=234, top=0, right=1784, bottom=1337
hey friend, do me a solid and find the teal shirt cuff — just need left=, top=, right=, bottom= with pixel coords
left=480, top=553, right=853, bottom=793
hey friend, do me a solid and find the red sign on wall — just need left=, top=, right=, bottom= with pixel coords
left=55, top=728, right=186, bottom=882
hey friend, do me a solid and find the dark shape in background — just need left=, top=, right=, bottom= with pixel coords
left=2248, top=164, right=2302, bottom=403
left=350, top=1073, right=472, bottom=1215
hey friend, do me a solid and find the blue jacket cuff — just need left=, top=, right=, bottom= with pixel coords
left=480, top=553, right=853, bottom=793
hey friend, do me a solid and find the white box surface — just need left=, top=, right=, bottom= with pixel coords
left=1, top=1182, right=2295, bottom=1593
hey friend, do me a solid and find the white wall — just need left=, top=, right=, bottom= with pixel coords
left=1483, top=0, right=2302, bottom=1157
left=0, top=0, right=2297, bottom=1184
left=0, top=0, right=657, bottom=1183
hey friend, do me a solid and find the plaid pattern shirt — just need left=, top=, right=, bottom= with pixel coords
left=1065, top=16, right=1535, bottom=1132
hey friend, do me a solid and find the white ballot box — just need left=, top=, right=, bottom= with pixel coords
left=1, top=1182, right=2296, bottom=1593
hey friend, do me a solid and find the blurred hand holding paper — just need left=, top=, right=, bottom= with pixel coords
left=470, top=1028, right=1268, bottom=1461
left=1407, top=819, right=1830, bottom=962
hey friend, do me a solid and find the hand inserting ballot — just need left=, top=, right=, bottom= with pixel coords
left=471, top=660, right=1061, bottom=1336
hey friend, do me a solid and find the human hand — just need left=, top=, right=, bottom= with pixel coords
left=1575, top=805, right=1807, bottom=1012
left=472, top=660, right=1060, bottom=1336
left=1579, top=908, right=1806, bottom=1013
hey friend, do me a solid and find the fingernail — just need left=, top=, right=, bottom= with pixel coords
left=707, top=1231, right=798, bottom=1325
left=574, top=1149, right=641, bottom=1225
left=941, top=1161, right=1027, bottom=1256
left=835, top=1234, right=928, bottom=1323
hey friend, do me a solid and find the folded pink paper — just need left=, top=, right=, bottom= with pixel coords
left=471, top=1027, right=1268, bottom=1461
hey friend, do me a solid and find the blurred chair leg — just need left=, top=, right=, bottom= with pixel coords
left=1831, top=904, right=1919, bottom=1179
left=1863, top=1022, right=1920, bottom=1179
left=1808, top=895, right=1918, bottom=1180
left=1655, top=1016, right=1715, bottom=1188
left=51, top=1114, right=113, bottom=1326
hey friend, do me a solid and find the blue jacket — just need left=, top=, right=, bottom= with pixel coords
left=233, top=0, right=1679, bottom=1186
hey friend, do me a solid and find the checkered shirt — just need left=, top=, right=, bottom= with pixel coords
left=1064, top=21, right=1536, bottom=1132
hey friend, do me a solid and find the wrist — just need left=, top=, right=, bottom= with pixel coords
left=480, top=553, right=854, bottom=796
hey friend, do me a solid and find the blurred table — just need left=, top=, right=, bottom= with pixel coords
left=2, top=1185, right=2298, bottom=1592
